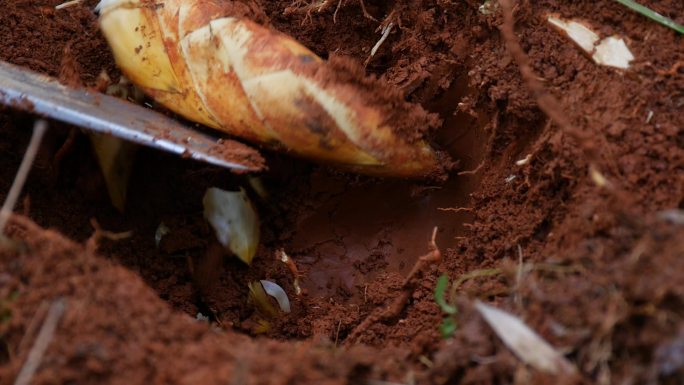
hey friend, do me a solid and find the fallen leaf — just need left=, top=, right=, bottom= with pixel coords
left=548, top=16, right=634, bottom=69
left=475, top=301, right=577, bottom=375
left=203, top=187, right=260, bottom=264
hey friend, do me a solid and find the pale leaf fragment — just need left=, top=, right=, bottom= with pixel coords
left=248, top=281, right=279, bottom=319
left=203, top=187, right=259, bottom=264
left=89, top=133, right=137, bottom=212
left=547, top=16, right=634, bottom=69
left=247, top=176, right=269, bottom=200
left=154, top=222, right=170, bottom=248
left=475, top=301, right=577, bottom=375
left=547, top=17, right=599, bottom=52
left=593, top=36, right=634, bottom=69
left=260, top=280, right=291, bottom=313
left=479, top=0, right=498, bottom=15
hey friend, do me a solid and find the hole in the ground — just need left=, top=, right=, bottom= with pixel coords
left=0, top=0, right=495, bottom=344
left=287, top=71, right=490, bottom=303
left=82, top=66, right=493, bottom=340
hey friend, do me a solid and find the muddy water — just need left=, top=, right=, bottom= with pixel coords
left=289, top=74, right=490, bottom=300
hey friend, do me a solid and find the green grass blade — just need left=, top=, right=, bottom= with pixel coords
left=440, top=317, right=457, bottom=339
left=614, top=0, right=684, bottom=34
left=434, top=275, right=457, bottom=315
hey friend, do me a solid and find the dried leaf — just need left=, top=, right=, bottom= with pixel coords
left=479, top=0, right=498, bottom=15
left=89, top=133, right=137, bottom=212
left=657, top=209, right=684, bottom=225
left=547, top=16, right=634, bottom=69
left=475, top=301, right=577, bottom=375
left=260, top=280, right=291, bottom=313
left=203, top=187, right=260, bottom=264
left=154, top=222, right=170, bottom=248
left=248, top=281, right=279, bottom=319
left=254, top=319, right=271, bottom=334
left=195, top=312, right=210, bottom=323
left=547, top=17, right=599, bottom=52
left=247, top=176, right=268, bottom=200
left=593, top=36, right=634, bottom=69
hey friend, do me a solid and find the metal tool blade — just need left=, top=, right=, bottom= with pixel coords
left=0, top=61, right=264, bottom=172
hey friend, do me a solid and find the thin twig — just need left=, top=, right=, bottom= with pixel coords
left=278, top=249, right=302, bottom=295
left=16, top=302, right=50, bottom=356
left=85, top=218, right=133, bottom=255
left=55, top=0, right=83, bottom=10
left=334, top=319, right=342, bottom=346
left=514, top=244, right=524, bottom=307
left=364, top=22, right=394, bottom=67
left=14, top=299, right=67, bottom=385
left=357, top=0, right=376, bottom=21
left=347, top=227, right=441, bottom=343
left=457, top=160, right=484, bottom=176
left=437, top=207, right=473, bottom=213
left=332, top=0, right=343, bottom=23
left=0, top=120, right=48, bottom=244
left=448, top=268, right=502, bottom=303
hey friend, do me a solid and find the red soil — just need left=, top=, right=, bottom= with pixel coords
left=1, top=0, right=683, bottom=384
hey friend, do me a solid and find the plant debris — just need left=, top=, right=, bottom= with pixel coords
left=55, top=0, right=83, bottom=10
left=434, top=274, right=458, bottom=338
left=89, top=133, right=137, bottom=212
left=547, top=16, right=635, bottom=69
left=247, top=281, right=279, bottom=320
left=259, top=280, right=291, bottom=313
left=247, top=176, right=269, bottom=200
left=479, top=0, right=498, bottom=15
left=278, top=249, right=302, bottom=296
left=0, top=120, right=47, bottom=246
left=475, top=301, right=577, bottom=375
left=154, top=222, right=170, bottom=248
left=203, top=187, right=260, bottom=265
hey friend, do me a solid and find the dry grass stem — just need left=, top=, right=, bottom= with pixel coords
left=334, top=319, right=342, bottom=346
left=85, top=218, right=133, bottom=255
left=14, top=299, right=67, bottom=385
left=0, top=120, right=47, bottom=245
left=16, top=302, right=50, bottom=356
left=55, top=0, right=83, bottom=9
left=448, top=268, right=502, bottom=302
left=278, top=249, right=302, bottom=295
left=437, top=207, right=472, bottom=213
left=365, top=22, right=394, bottom=66
left=457, top=160, right=484, bottom=176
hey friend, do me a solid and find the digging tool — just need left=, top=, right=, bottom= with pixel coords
left=0, top=60, right=264, bottom=172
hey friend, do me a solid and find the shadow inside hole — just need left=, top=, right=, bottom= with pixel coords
left=274, top=69, right=492, bottom=302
